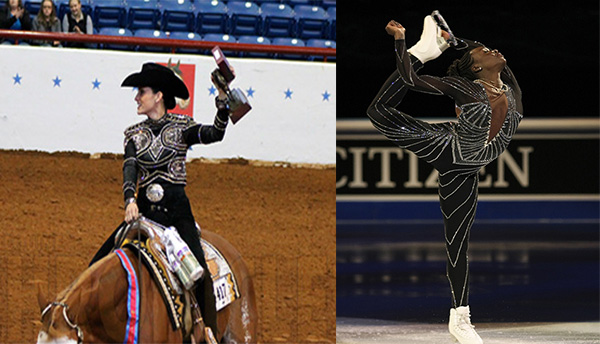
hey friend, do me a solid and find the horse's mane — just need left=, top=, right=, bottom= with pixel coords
left=55, top=254, right=114, bottom=301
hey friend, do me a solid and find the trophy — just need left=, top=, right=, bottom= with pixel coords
left=211, top=46, right=251, bottom=124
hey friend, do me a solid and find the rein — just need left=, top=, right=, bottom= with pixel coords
left=40, top=302, right=84, bottom=344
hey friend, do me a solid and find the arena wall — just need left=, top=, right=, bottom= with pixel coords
left=0, top=45, right=336, bottom=164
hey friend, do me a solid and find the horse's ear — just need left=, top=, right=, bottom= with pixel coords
left=29, top=280, right=49, bottom=312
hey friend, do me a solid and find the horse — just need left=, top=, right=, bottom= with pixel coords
left=35, top=225, right=258, bottom=344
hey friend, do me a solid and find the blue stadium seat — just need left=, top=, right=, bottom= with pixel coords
left=161, top=0, right=195, bottom=32
left=93, top=0, right=127, bottom=29
left=272, top=36, right=306, bottom=60
left=202, top=33, right=236, bottom=43
left=287, top=0, right=310, bottom=7
left=56, top=0, right=69, bottom=19
left=321, top=0, right=336, bottom=9
left=134, top=28, right=169, bottom=51
left=306, top=38, right=335, bottom=61
left=99, top=27, right=133, bottom=50
left=306, top=38, right=335, bottom=48
left=244, top=0, right=277, bottom=4
left=194, top=0, right=228, bottom=34
left=126, top=0, right=160, bottom=30
left=227, top=1, right=262, bottom=36
left=261, top=3, right=295, bottom=38
left=24, top=0, right=42, bottom=15
left=202, top=33, right=237, bottom=56
left=169, top=31, right=203, bottom=53
left=238, top=35, right=272, bottom=58
left=327, top=6, right=335, bottom=39
left=294, top=5, right=329, bottom=39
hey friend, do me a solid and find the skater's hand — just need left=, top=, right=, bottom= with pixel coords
left=385, top=20, right=405, bottom=40
left=125, top=202, right=139, bottom=224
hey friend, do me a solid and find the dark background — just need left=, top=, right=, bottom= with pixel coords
left=336, top=1, right=599, bottom=118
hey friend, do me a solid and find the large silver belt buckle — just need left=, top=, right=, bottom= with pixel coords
left=146, top=183, right=164, bottom=203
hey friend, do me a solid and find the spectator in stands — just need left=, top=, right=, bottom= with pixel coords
left=62, top=0, right=92, bottom=47
left=0, top=0, right=32, bottom=44
left=32, top=0, right=62, bottom=47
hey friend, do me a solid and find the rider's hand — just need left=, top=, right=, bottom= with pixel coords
left=125, top=202, right=139, bottom=224
left=211, top=73, right=228, bottom=100
left=13, top=7, right=24, bottom=19
left=385, top=20, right=406, bottom=40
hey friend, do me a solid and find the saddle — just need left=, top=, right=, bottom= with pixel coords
left=114, top=217, right=241, bottom=341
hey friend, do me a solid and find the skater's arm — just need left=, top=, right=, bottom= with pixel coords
left=395, top=39, right=479, bottom=104
left=501, top=65, right=523, bottom=114
left=385, top=20, right=480, bottom=104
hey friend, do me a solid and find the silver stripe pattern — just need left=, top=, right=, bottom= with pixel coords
left=124, top=113, right=196, bottom=188
left=367, top=40, right=523, bottom=308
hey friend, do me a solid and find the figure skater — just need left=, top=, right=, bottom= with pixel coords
left=366, top=13, right=523, bottom=344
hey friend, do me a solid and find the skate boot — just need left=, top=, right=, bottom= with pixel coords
left=407, top=14, right=450, bottom=63
left=449, top=306, right=483, bottom=344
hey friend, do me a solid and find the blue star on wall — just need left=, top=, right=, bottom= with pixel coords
left=284, top=88, right=293, bottom=99
left=246, top=87, right=255, bottom=98
left=13, top=73, right=22, bottom=85
left=52, top=76, right=62, bottom=87
left=208, top=85, right=216, bottom=96
left=322, top=90, right=331, bottom=101
left=92, top=78, right=101, bottom=90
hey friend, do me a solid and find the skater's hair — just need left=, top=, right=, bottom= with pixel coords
left=447, top=50, right=478, bottom=81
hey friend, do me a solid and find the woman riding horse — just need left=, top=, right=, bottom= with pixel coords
left=89, top=62, right=233, bottom=339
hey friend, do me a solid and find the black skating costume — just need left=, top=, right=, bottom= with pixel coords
left=367, top=39, right=523, bottom=307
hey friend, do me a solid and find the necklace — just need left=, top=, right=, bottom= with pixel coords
left=474, top=79, right=508, bottom=94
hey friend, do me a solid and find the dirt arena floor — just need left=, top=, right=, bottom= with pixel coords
left=0, top=150, right=335, bottom=344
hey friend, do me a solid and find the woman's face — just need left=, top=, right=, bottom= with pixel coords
left=470, top=46, right=506, bottom=72
left=42, top=1, right=53, bottom=18
left=134, top=87, right=161, bottom=115
left=9, top=0, right=20, bottom=9
left=69, top=0, right=80, bottom=16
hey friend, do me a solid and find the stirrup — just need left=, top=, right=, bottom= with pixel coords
left=431, top=10, right=469, bottom=50
left=205, top=328, right=218, bottom=344
left=407, top=15, right=450, bottom=63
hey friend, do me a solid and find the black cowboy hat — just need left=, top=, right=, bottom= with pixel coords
left=121, top=62, right=189, bottom=100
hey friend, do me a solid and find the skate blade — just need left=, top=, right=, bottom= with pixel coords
left=431, top=10, right=469, bottom=50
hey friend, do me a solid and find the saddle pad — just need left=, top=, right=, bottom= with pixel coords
left=122, top=239, right=185, bottom=330
left=201, top=239, right=241, bottom=311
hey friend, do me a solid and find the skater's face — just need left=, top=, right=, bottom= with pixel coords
left=470, top=46, right=506, bottom=73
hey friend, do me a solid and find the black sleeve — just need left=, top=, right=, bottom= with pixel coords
left=182, top=107, right=230, bottom=145
left=122, top=140, right=138, bottom=204
left=20, top=9, right=32, bottom=30
left=0, top=8, right=16, bottom=29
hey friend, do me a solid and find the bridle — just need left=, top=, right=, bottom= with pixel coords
left=40, top=302, right=84, bottom=344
